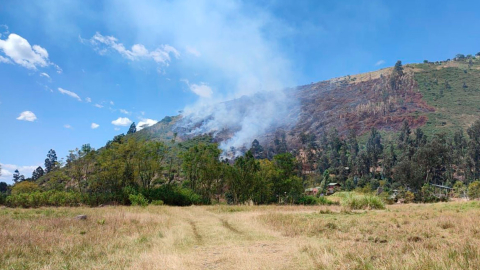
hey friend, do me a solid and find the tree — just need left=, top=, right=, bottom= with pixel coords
left=366, top=127, right=383, bottom=170
left=250, top=139, right=265, bottom=159
left=393, top=60, right=404, bottom=76
left=32, top=166, right=44, bottom=181
left=467, top=120, right=480, bottom=180
left=12, top=169, right=24, bottom=183
left=390, top=61, right=404, bottom=90
left=0, top=182, right=7, bottom=194
left=226, top=151, right=260, bottom=204
left=136, top=141, right=167, bottom=189
left=127, top=122, right=137, bottom=134
left=45, top=149, right=58, bottom=173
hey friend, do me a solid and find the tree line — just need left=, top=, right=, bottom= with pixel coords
left=3, top=120, right=480, bottom=207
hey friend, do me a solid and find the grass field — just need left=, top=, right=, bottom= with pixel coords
left=1, top=201, right=480, bottom=269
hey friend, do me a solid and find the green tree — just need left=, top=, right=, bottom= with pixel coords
left=366, top=127, right=383, bottom=168
left=273, top=153, right=303, bottom=201
left=12, top=169, right=24, bottom=183
left=393, top=60, right=404, bottom=76
left=45, top=149, right=57, bottom=173
left=127, top=122, right=137, bottom=134
left=467, top=120, right=480, bottom=180
left=32, top=166, right=44, bottom=181
left=468, top=180, right=480, bottom=199
left=137, top=141, right=167, bottom=189
left=226, top=151, right=259, bottom=204
left=181, top=143, right=222, bottom=202
left=252, top=159, right=275, bottom=204
left=0, top=182, right=8, bottom=194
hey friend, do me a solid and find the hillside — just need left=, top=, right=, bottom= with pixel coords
left=136, top=56, right=480, bottom=150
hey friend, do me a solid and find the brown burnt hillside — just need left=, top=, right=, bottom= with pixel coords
left=292, top=66, right=434, bottom=137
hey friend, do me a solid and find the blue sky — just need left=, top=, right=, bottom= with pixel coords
left=2, top=0, right=480, bottom=183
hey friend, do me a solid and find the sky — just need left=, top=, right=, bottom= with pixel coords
left=2, top=0, right=480, bottom=183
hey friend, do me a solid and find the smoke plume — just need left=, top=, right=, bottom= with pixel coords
left=104, top=0, right=299, bottom=154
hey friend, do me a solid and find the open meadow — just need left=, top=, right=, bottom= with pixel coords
left=1, top=201, right=480, bottom=270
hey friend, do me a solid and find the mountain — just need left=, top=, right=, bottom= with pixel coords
left=136, top=56, right=480, bottom=151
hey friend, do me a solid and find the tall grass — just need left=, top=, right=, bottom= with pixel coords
left=296, top=195, right=338, bottom=205
left=340, top=192, right=385, bottom=210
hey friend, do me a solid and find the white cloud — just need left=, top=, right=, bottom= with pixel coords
left=58, top=87, right=81, bottom=101
left=111, top=117, right=132, bottom=126
left=91, top=123, right=99, bottom=129
left=64, top=124, right=72, bottom=129
left=182, top=79, right=212, bottom=98
left=185, top=45, right=201, bottom=57
left=0, top=33, right=60, bottom=71
left=40, top=72, right=50, bottom=79
left=0, top=55, right=11, bottom=63
left=16, top=111, right=37, bottom=122
left=119, top=109, right=130, bottom=114
left=110, top=101, right=114, bottom=105
left=137, top=118, right=158, bottom=131
left=375, top=60, right=385, bottom=66
left=0, top=163, right=39, bottom=183
left=86, top=32, right=180, bottom=65
left=85, top=97, right=92, bottom=103
left=94, top=104, right=103, bottom=108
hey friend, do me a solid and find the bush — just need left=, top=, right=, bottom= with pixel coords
left=141, top=186, right=202, bottom=206
left=151, top=200, right=164, bottom=206
left=129, top=193, right=148, bottom=207
left=296, top=195, right=337, bottom=205
left=341, top=193, right=385, bottom=210
left=11, top=181, right=41, bottom=195
left=297, top=195, right=318, bottom=205
left=468, top=181, right=480, bottom=199
left=404, top=191, right=415, bottom=203
left=5, top=191, right=82, bottom=208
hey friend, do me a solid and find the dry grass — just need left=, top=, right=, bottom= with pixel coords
left=1, top=202, right=480, bottom=269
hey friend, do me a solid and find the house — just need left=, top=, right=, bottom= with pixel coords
left=305, top=187, right=319, bottom=196
left=431, top=184, right=453, bottom=199
left=327, top=183, right=341, bottom=195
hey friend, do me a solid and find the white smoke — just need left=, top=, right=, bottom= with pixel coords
left=102, top=0, right=299, bottom=154
left=180, top=89, right=298, bottom=155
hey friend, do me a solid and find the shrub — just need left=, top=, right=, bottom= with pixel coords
left=297, top=196, right=318, bottom=205
left=151, top=200, right=164, bottom=206
left=5, top=191, right=82, bottom=208
left=11, top=181, right=41, bottom=195
left=404, top=191, right=415, bottom=203
left=341, top=193, right=385, bottom=210
left=129, top=193, right=148, bottom=207
left=453, top=181, right=467, bottom=198
left=317, top=196, right=337, bottom=205
left=141, top=186, right=202, bottom=206
left=468, top=181, right=480, bottom=199
left=296, top=195, right=337, bottom=205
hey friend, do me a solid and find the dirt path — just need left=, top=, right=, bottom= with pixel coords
left=128, top=207, right=306, bottom=270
